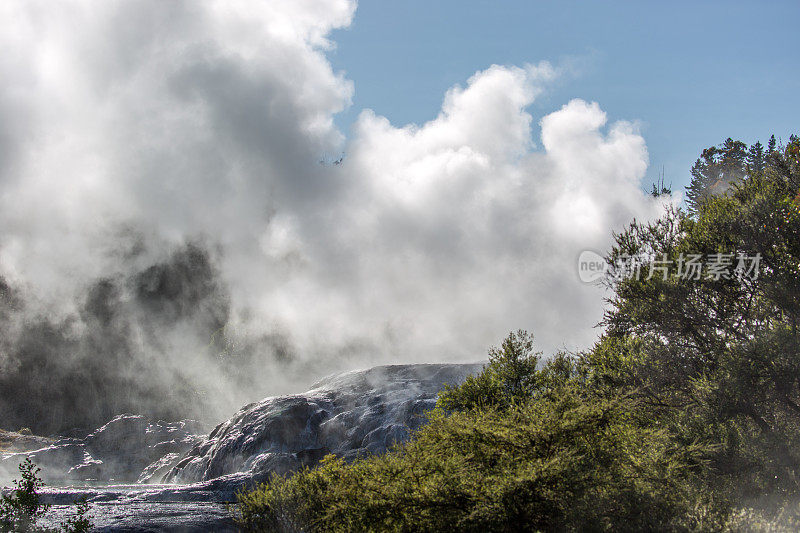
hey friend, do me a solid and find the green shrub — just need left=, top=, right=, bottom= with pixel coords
left=438, top=330, right=568, bottom=412
left=238, top=385, right=711, bottom=532
left=1, top=458, right=49, bottom=532
left=0, top=458, right=92, bottom=533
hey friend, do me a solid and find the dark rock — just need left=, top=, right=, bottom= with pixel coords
left=164, top=363, right=483, bottom=483
left=1, top=415, right=206, bottom=484
left=6, top=363, right=483, bottom=532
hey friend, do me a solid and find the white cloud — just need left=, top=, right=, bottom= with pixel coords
left=0, top=0, right=673, bottom=413
left=313, top=68, right=669, bottom=360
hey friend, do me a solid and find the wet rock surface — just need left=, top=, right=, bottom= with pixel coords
left=165, top=363, right=483, bottom=483
left=1, top=415, right=206, bottom=484
left=38, top=484, right=238, bottom=532
left=5, top=363, right=482, bottom=530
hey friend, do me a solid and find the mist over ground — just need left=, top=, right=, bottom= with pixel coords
left=0, top=1, right=673, bottom=433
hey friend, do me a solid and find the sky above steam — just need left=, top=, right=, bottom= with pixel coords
left=1, top=0, right=686, bottom=382
left=329, top=1, right=800, bottom=190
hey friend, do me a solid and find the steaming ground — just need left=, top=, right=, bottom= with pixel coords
left=0, top=0, right=674, bottom=434
left=0, top=240, right=292, bottom=434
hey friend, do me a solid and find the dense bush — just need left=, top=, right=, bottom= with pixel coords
left=238, top=384, right=710, bottom=532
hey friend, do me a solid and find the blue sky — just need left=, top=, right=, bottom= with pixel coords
left=329, top=0, right=800, bottom=194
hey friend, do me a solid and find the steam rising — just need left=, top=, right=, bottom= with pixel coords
left=0, top=1, right=673, bottom=433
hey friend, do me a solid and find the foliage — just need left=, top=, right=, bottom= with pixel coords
left=0, top=458, right=49, bottom=532
left=0, top=459, right=92, bottom=533
left=685, top=138, right=748, bottom=215
left=437, top=330, right=541, bottom=411
left=238, top=386, right=711, bottom=532
left=237, top=334, right=716, bottom=532
left=601, top=135, right=800, bottom=501
left=57, top=501, right=91, bottom=533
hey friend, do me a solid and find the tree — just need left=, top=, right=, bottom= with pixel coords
left=747, top=140, right=765, bottom=175
left=685, top=138, right=748, bottom=215
left=438, top=330, right=541, bottom=411
left=0, top=459, right=92, bottom=533
left=0, top=458, right=49, bottom=532
left=600, top=135, right=800, bottom=498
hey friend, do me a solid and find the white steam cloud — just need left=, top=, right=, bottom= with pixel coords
left=0, top=0, right=673, bottom=427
